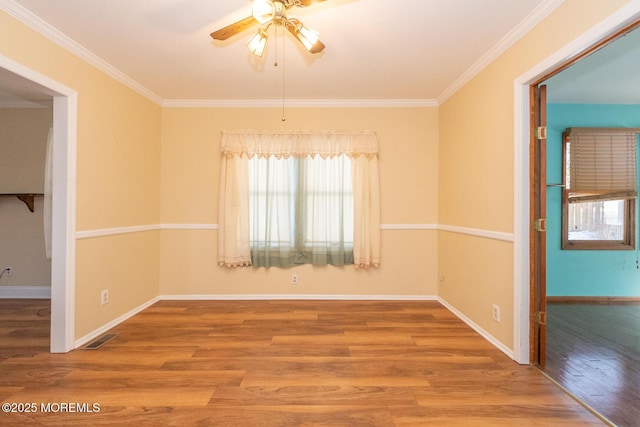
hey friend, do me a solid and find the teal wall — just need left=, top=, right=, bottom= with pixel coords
left=547, top=104, right=640, bottom=297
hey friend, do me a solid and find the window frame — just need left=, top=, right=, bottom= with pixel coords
left=561, top=130, right=636, bottom=250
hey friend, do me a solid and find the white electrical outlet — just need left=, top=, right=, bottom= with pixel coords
left=291, top=274, right=298, bottom=285
left=101, top=289, right=109, bottom=305
left=492, top=304, right=501, bottom=322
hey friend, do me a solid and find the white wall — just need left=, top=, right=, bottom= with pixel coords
left=0, top=107, right=52, bottom=291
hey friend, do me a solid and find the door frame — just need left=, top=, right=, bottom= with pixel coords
left=513, top=2, right=640, bottom=364
left=530, top=84, right=547, bottom=367
left=0, top=54, right=77, bottom=353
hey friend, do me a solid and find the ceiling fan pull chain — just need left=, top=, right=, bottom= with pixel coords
left=282, top=29, right=286, bottom=122
left=274, top=23, right=278, bottom=68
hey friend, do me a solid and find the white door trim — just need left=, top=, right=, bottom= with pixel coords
left=0, top=55, right=77, bottom=353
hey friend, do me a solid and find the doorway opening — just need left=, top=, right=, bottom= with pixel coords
left=529, top=17, right=640, bottom=367
left=532, top=21, right=640, bottom=426
left=515, top=5, right=640, bottom=425
left=513, top=2, right=640, bottom=365
left=0, top=55, right=77, bottom=353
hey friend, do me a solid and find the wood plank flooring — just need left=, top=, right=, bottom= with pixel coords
left=1, top=299, right=603, bottom=426
left=545, top=302, right=640, bottom=427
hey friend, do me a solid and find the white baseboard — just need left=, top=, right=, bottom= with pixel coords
left=159, top=294, right=439, bottom=301
left=437, top=296, right=515, bottom=361
left=74, top=296, right=160, bottom=349
left=0, top=286, right=51, bottom=299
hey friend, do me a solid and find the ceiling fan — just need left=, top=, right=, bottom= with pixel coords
left=210, top=0, right=327, bottom=57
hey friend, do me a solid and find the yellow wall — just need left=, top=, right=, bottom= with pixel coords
left=75, top=232, right=159, bottom=337
left=0, top=11, right=162, bottom=338
left=438, top=0, right=634, bottom=348
left=159, top=107, right=439, bottom=296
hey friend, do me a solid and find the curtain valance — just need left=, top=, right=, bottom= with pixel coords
left=221, top=130, right=379, bottom=159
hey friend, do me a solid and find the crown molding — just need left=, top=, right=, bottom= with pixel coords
left=161, top=98, right=439, bottom=108
left=436, top=0, right=565, bottom=104
left=0, top=0, right=163, bottom=106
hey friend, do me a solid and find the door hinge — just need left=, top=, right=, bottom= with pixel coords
left=534, top=218, right=546, bottom=232
left=535, top=311, right=547, bottom=325
left=535, top=126, right=547, bottom=140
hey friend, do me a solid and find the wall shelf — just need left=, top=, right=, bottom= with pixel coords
left=0, top=193, right=44, bottom=212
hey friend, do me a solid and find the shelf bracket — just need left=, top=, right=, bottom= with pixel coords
left=0, top=194, right=44, bottom=213
left=16, top=195, right=36, bottom=212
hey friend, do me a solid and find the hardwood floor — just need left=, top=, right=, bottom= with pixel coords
left=546, top=302, right=640, bottom=427
left=1, top=299, right=603, bottom=426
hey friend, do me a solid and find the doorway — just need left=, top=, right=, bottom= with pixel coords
left=0, top=55, right=77, bottom=353
left=513, top=2, right=640, bottom=364
left=516, top=8, right=640, bottom=426
left=533, top=22, right=640, bottom=425
left=530, top=18, right=640, bottom=365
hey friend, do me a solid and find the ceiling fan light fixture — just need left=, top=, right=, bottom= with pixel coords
left=295, top=22, right=320, bottom=52
left=246, top=28, right=269, bottom=57
left=211, top=1, right=325, bottom=55
left=252, top=0, right=273, bottom=24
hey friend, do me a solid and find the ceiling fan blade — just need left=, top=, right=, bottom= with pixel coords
left=210, top=16, right=258, bottom=40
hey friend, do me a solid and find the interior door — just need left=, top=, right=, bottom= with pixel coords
left=531, top=84, right=547, bottom=367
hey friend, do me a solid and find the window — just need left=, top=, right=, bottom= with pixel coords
left=248, top=154, right=354, bottom=267
left=561, top=128, right=638, bottom=250
left=217, top=130, right=380, bottom=269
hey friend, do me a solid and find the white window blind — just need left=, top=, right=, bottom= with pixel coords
left=567, top=128, right=638, bottom=202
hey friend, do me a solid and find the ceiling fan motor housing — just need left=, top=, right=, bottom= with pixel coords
left=273, top=1, right=287, bottom=24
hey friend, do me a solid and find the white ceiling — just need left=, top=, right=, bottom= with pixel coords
left=545, top=26, right=640, bottom=104
left=0, top=0, right=638, bottom=105
left=2, top=0, right=551, bottom=104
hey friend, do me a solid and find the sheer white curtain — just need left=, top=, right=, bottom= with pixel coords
left=217, top=130, right=380, bottom=268
left=296, top=154, right=354, bottom=266
left=217, top=151, right=252, bottom=267
left=248, top=153, right=354, bottom=267
left=248, top=155, right=296, bottom=267
left=352, top=153, right=380, bottom=268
